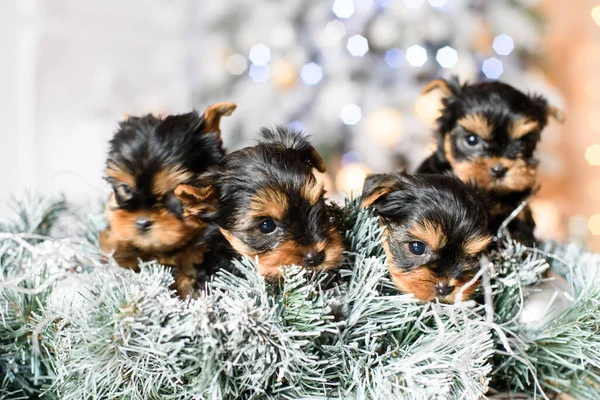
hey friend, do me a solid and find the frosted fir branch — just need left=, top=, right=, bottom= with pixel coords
left=205, top=259, right=342, bottom=399
left=322, top=202, right=495, bottom=399
left=1, top=192, right=67, bottom=237
left=0, top=193, right=78, bottom=400
left=45, top=264, right=199, bottom=400
left=343, top=199, right=385, bottom=260
left=280, top=265, right=337, bottom=334
left=486, top=238, right=600, bottom=398
left=1, top=193, right=600, bottom=399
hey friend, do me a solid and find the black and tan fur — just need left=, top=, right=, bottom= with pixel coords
left=99, top=102, right=236, bottom=296
left=178, top=127, right=344, bottom=279
left=361, top=173, right=491, bottom=302
left=417, top=77, right=563, bottom=246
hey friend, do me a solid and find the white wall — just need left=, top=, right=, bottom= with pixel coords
left=0, top=0, right=195, bottom=214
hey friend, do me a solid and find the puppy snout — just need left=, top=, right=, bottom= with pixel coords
left=435, top=283, right=455, bottom=297
left=303, top=250, right=325, bottom=268
left=489, top=164, right=508, bottom=178
left=136, top=218, right=153, bottom=233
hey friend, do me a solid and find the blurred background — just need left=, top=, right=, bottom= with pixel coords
left=0, top=0, right=598, bottom=251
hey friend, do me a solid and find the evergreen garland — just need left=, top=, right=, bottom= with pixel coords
left=0, top=195, right=599, bottom=399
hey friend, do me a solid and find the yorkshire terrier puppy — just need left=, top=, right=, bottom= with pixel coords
left=361, top=173, right=491, bottom=302
left=177, top=126, right=344, bottom=279
left=417, top=77, right=563, bottom=246
left=99, top=102, right=236, bottom=296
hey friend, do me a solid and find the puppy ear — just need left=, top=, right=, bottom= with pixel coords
left=547, top=105, right=565, bottom=124
left=203, top=102, right=237, bottom=136
left=260, top=127, right=327, bottom=172
left=529, top=94, right=565, bottom=125
left=300, top=146, right=327, bottom=173
left=174, top=175, right=219, bottom=217
left=422, top=77, right=460, bottom=98
left=360, top=173, right=406, bottom=208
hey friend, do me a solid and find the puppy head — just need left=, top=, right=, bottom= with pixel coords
left=424, top=78, right=563, bottom=194
left=103, top=103, right=235, bottom=252
left=361, top=173, right=491, bottom=302
left=188, top=126, right=343, bottom=279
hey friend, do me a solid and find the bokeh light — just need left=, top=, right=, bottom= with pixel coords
left=300, top=62, right=324, bottom=85
left=405, top=45, right=428, bottom=67
left=482, top=57, right=503, bottom=79
left=315, top=20, right=346, bottom=47
left=354, top=0, right=374, bottom=11
left=584, top=78, right=600, bottom=99
left=588, top=178, right=600, bottom=200
left=403, top=0, right=424, bottom=8
left=225, top=53, right=248, bottom=75
left=333, top=0, right=355, bottom=19
left=366, top=108, right=403, bottom=146
left=341, top=150, right=361, bottom=165
left=271, top=59, right=298, bottom=89
left=436, top=46, right=458, bottom=68
left=588, top=110, right=600, bottom=132
left=340, top=103, right=362, bottom=125
left=585, top=144, right=600, bottom=165
left=335, top=162, right=371, bottom=196
left=492, top=34, right=515, bottom=55
left=384, top=48, right=404, bottom=69
left=248, top=43, right=271, bottom=66
left=428, top=0, right=448, bottom=7
left=414, top=90, right=443, bottom=126
left=588, top=214, right=600, bottom=235
left=531, top=200, right=562, bottom=240
left=347, top=34, right=369, bottom=56
left=287, top=120, right=306, bottom=132
left=592, top=5, right=600, bottom=26
left=248, top=64, right=270, bottom=82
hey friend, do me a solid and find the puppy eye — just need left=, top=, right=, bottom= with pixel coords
left=258, top=218, right=277, bottom=234
left=164, top=192, right=183, bottom=218
left=465, top=134, right=480, bottom=147
left=114, top=184, right=133, bottom=201
left=408, top=241, right=426, bottom=256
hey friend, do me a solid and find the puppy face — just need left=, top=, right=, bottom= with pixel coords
left=424, top=78, right=563, bottom=194
left=361, top=173, right=491, bottom=302
left=182, top=127, right=344, bottom=279
left=102, top=103, right=236, bottom=253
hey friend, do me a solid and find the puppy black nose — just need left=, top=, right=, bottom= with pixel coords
left=304, top=250, right=325, bottom=267
left=136, top=218, right=153, bottom=232
left=435, top=283, right=455, bottom=297
left=490, top=164, right=508, bottom=178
